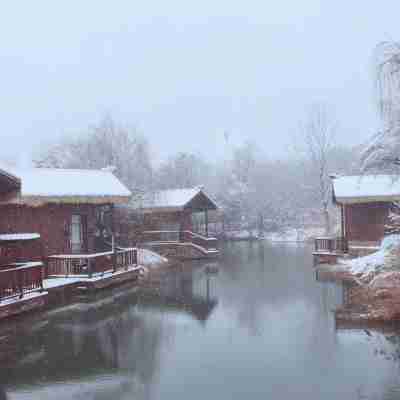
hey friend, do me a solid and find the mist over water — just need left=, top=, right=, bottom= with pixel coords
left=2, top=242, right=400, bottom=400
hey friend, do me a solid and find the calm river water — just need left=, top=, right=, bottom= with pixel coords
left=2, top=242, right=400, bottom=399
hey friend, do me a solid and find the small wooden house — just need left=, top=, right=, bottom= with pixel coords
left=118, top=187, right=218, bottom=238
left=332, top=174, right=398, bottom=254
left=115, top=187, right=219, bottom=258
left=0, top=167, right=132, bottom=257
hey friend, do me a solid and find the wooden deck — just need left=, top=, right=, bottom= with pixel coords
left=0, top=262, right=48, bottom=320
left=0, top=248, right=143, bottom=320
left=45, top=247, right=142, bottom=295
left=313, top=237, right=348, bottom=265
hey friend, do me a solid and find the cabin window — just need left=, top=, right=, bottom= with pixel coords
left=70, top=214, right=86, bottom=253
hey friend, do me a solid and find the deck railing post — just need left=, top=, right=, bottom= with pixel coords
left=113, top=251, right=117, bottom=273
left=18, top=270, right=24, bottom=299
left=134, top=248, right=138, bottom=267
left=88, top=258, right=92, bottom=278
left=40, top=264, right=44, bottom=292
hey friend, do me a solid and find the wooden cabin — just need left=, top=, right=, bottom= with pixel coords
left=332, top=174, right=399, bottom=255
left=314, top=174, right=398, bottom=263
left=0, top=167, right=131, bottom=257
left=115, top=187, right=220, bottom=258
left=0, top=167, right=142, bottom=279
left=0, top=166, right=47, bottom=318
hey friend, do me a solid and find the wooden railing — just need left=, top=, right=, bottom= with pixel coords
left=142, top=230, right=218, bottom=251
left=47, top=248, right=138, bottom=278
left=314, top=237, right=348, bottom=254
left=141, top=231, right=181, bottom=243
left=183, top=231, right=218, bottom=251
left=0, top=262, right=44, bottom=302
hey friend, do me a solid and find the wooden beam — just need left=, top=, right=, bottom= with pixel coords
left=205, top=209, right=209, bottom=237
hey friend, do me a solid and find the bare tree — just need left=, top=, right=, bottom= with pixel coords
left=34, top=115, right=154, bottom=193
left=299, top=103, right=337, bottom=235
left=154, top=152, right=210, bottom=190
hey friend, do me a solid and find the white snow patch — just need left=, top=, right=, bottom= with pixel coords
left=333, top=175, right=400, bottom=202
left=266, top=227, right=325, bottom=243
left=10, top=167, right=131, bottom=198
left=224, top=230, right=258, bottom=240
left=0, top=233, right=40, bottom=241
left=138, top=248, right=168, bottom=266
left=341, top=235, right=400, bottom=276
left=131, top=187, right=217, bottom=210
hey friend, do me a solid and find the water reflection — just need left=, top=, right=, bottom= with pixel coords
left=3, top=242, right=400, bottom=399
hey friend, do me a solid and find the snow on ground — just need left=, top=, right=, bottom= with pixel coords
left=341, top=250, right=385, bottom=276
left=341, top=235, right=400, bottom=276
left=223, top=227, right=325, bottom=243
left=265, top=227, right=325, bottom=243
left=0, top=233, right=40, bottom=241
left=223, top=230, right=258, bottom=240
left=137, top=248, right=168, bottom=267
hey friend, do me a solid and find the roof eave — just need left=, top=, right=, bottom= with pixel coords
left=6, top=195, right=131, bottom=206
left=335, top=195, right=400, bottom=205
left=137, top=206, right=184, bottom=214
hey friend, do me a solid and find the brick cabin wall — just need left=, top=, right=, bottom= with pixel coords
left=0, top=203, right=98, bottom=258
left=344, top=202, right=390, bottom=243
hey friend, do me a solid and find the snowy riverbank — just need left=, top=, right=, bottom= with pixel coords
left=223, top=227, right=325, bottom=243
left=335, top=235, right=400, bottom=322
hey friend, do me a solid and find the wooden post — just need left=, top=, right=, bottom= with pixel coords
left=205, top=209, right=209, bottom=238
left=88, top=258, right=92, bottom=279
left=112, top=235, right=117, bottom=273
left=341, top=204, right=345, bottom=240
left=40, top=264, right=44, bottom=292
left=18, top=270, right=23, bottom=299
left=134, top=249, right=138, bottom=266
left=179, top=213, right=184, bottom=242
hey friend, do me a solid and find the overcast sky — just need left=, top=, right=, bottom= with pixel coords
left=1, top=1, right=400, bottom=164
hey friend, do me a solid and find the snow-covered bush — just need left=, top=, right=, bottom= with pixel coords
left=343, top=235, right=400, bottom=276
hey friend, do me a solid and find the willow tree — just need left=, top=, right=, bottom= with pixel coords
left=362, top=41, right=400, bottom=172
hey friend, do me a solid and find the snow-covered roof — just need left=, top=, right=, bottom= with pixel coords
left=131, top=187, right=218, bottom=212
left=2, top=168, right=131, bottom=205
left=333, top=175, right=400, bottom=204
left=0, top=233, right=40, bottom=242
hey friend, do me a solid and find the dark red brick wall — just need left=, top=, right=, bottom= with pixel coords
left=344, top=202, right=390, bottom=242
left=0, top=204, right=97, bottom=257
